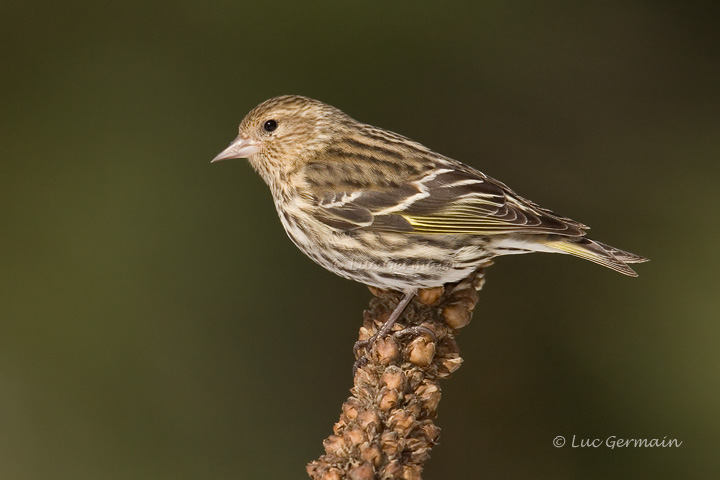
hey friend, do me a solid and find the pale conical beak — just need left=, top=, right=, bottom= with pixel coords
left=211, top=134, right=261, bottom=163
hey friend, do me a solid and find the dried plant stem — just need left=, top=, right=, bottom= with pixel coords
left=307, top=266, right=490, bottom=480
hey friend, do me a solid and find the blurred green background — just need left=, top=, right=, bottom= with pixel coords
left=2, top=1, right=718, bottom=478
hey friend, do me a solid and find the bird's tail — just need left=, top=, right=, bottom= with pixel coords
left=543, top=237, right=648, bottom=277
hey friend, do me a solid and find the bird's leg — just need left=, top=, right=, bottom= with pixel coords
left=374, top=290, right=417, bottom=339
left=353, top=290, right=416, bottom=361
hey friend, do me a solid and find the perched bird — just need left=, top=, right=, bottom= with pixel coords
left=213, top=95, right=646, bottom=336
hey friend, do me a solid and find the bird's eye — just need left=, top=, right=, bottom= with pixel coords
left=263, top=120, right=278, bottom=132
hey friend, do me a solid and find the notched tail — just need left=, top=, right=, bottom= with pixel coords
left=544, top=238, right=648, bottom=277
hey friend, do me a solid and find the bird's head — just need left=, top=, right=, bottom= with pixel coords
left=212, top=95, right=347, bottom=184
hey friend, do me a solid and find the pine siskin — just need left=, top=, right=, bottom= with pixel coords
left=212, top=95, right=646, bottom=331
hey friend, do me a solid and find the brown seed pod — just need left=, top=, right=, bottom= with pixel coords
left=416, top=286, right=444, bottom=305
left=408, top=336, right=436, bottom=367
left=374, top=336, right=401, bottom=364
left=442, top=302, right=472, bottom=329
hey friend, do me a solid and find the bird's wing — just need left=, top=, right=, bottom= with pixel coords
left=305, top=160, right=587, bottom=237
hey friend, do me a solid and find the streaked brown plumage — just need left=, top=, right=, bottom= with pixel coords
left=213, top=95, right=647, bottom=293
